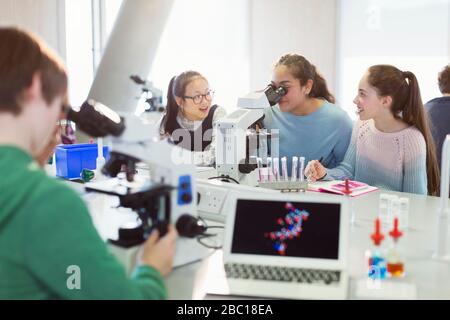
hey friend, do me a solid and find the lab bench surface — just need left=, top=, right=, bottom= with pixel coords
left=164, top=189, right=450, bottom=300
left=73, top=174, right=450, bottom=299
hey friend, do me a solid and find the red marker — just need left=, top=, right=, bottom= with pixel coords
left=371, top=217, right=385, bottom=245
left=342, top=178, right=351, bottom=195
left=389, top=216, right=403, bottom=240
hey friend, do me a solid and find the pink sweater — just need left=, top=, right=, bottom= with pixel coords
left=327, top=120, right=428, bottom=194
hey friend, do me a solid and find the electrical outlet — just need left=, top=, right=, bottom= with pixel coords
left=197, top=184, right=229, bottom=216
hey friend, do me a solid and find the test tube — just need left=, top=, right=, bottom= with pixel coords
left=299, top=157, right=305, bottom=182
left=291, top=156, right=298, bottom=181
left=399, top=197, right=410, bottom=229
left=258, top=129, right=268, bottom=164
left=256, top=157, right=264, bottom=182
left=273, top=157, right=280, bottom=181
left=390, top=196, right=400, bottom=230
left=281, top=157, right=288, bottom=181
left=379, top=193, right=390, bottom=226
left=267, top=157, right=273, bottom=182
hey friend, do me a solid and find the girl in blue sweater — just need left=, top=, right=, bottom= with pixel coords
left=263, top=54, right=353, bottom=175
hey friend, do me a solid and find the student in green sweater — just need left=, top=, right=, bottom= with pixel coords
left=0, top=27, right=177, bottom=299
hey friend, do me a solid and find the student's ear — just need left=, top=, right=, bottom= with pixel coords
left=175, top=96, right=183, bottom=107
left=381, top=95, right=392, bottom=108
left=23, top=72, right=42, bottom=104
left=305, top=79, right=314, bottom=95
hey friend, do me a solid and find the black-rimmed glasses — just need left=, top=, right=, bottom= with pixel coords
left=183, top=90, right=214, bottom=105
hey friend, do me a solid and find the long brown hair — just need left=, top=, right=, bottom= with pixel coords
left=367, top=65, right=440, bottom=195
left=0, top=27, right=67, bottom=115
left=162, top=71, right=206, bottom=135
left=275, top=54, right=335, bottom=103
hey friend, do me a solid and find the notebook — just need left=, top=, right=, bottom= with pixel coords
left=206, top=192, right=350, bottom=299
left=308, top=180, right=378, bottom=197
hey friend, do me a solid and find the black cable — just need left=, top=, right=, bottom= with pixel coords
left=193, top=216, right=224, bottom=249
left=208, top=175, right=240, bottom=184
left=196, top=235, right=223, bottom=250
left=197, top=217, right=225, bottom=232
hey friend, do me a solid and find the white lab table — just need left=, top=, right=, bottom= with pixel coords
left=59, top=167, right=450, bottom=299
left=165, top=188, right=450, bottom=300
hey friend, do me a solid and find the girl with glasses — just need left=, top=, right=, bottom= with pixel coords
left=159, top=71, right=226, bottom=166
left=263, top=54, right=353, bottom=177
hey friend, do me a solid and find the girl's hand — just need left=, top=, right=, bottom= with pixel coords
left=305, top=160, right=327, bottom=181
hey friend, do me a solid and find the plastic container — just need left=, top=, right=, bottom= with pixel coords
left=55, top=143, right=109, bottom=179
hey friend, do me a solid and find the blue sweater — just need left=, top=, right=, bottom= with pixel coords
left=263, top=102, right=353, bottom=175
left=425, top=96, right=450, bottom=168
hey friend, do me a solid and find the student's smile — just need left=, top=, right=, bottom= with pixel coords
left=199, top=105, right=210, bottom=113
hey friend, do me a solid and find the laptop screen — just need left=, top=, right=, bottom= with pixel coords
left=231, top=199, right=341, bottom=260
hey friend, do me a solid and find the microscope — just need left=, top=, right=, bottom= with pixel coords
left=65, top=100, right=207, bottom=248
left=130, top=75, right=164, bottom=113
left=215, top=84, right=287, bottom=184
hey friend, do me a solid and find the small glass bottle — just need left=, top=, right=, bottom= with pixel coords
left=379, top=193, right=390, bottom=227
left=366, top=217, right=387, bottom=280
left=387, top=216, right=405, bottom=277
left=398, top=197, right=410, bottom=230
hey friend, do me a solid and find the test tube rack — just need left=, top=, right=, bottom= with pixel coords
left=258, top=180, right=308, bottom=193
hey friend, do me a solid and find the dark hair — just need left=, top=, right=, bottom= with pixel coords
left=367, top=65, right=440, bottom=196
left=438, top=64, right=450, bottom=94
left=275, top=53, right=335, bottom=103
left=162, top=71, right=206, bottom=135
left=0, top=27, right=67, bottom=115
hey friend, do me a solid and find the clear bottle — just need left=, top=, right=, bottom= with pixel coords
left=379, top=193, right=390, bottom=226
left=398, top=197, right=410, bottom=230
left=366, top=217, right=387, bottom=280
left=387, top=216, right=405, bottom=277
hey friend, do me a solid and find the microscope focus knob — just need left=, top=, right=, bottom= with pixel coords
left=181, top=193, right=192, bottom=203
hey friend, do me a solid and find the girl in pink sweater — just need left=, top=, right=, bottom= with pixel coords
left=306, top=65, right=440, bottom=196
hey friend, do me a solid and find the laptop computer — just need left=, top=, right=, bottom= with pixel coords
left=206, top=192, right=349, bottom=299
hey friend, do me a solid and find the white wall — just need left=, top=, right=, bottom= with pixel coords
left=64, top=0, right=93, bottom=106
left=0, top=0, right=66, bottom=59
left=337, top=0, right=450, bottom=118
left=101, top=0, right=337, bottom=111
left=249, top=0, right=338, bottom=93
left=1, top=0, right=337, bottom=113
left=146, top=0, right=251, bottom=112
left=4, top=0, right=447, bottom=118
left=99, top=0, right=250, bottom=113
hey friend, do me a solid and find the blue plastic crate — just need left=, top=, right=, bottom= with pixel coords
left=55, top=143, right=109, bottom=179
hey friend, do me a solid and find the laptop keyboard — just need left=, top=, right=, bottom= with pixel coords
left=224, top=263, right=340, bottom=285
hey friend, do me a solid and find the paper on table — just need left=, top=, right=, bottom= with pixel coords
left=308, top=180, right=378, bottom=197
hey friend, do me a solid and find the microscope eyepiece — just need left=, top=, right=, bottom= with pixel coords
left=65, top=100, right=125, bottom=138
left=264, top=84, right=287, bottom=106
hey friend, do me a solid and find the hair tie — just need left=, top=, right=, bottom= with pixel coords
left=402, top=71, right=411, bottom=85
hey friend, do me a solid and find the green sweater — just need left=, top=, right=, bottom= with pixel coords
left=0, top=146, right=167, bottom=299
